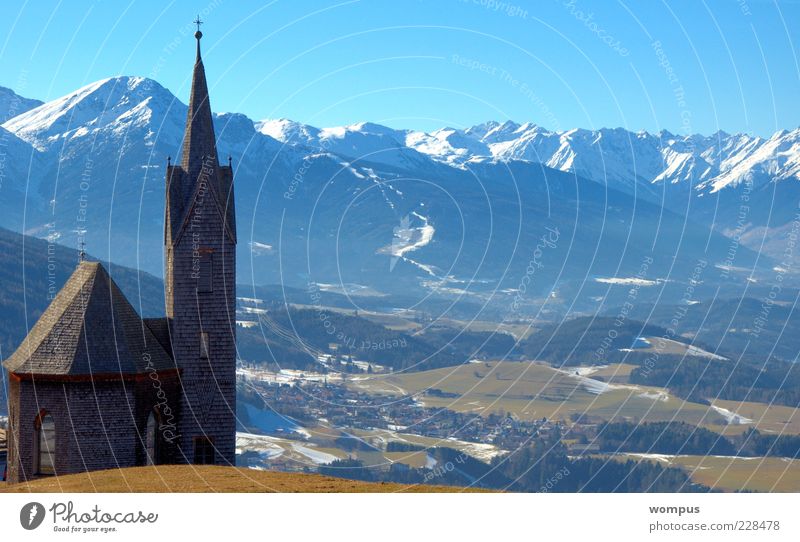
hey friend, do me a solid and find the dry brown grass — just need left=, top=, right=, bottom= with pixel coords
left=0, top=465, right=484, bottom=493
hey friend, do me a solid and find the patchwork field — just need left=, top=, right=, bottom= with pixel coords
left=237, top=425, right=504, bottom=472
left=589, top=363, right=637, bottom=383
left=606, top=454, right=800, bottom=493
left=632, top=336, right=726, bottom=360
left=711, top=399, right=800, bottom=435
left=346, top=427, right=504, bottom=463
left=347, top=361, right=798, bottom=436
left=430, top=318, right=537, bottom=340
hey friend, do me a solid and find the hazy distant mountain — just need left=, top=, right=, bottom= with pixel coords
left=0, top=226, right=164, bottom=360
left=0, top=86, right=42, bottom=123
left=0, top=76, right=793, bottom=316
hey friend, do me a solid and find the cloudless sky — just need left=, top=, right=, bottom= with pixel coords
left=0, top=0, right=798, bottom=136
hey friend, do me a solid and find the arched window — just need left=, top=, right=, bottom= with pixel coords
left=34, top=412, right=55, bottom=475
left=145, top=411, right=158, bottom=466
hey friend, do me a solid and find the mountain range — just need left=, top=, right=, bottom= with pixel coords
left=1, top=76, right=798, bottom=317
left=258, top=117, right=800, bottom=200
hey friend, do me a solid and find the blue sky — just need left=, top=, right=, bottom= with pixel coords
left=0, top=0, right=798, bottom=136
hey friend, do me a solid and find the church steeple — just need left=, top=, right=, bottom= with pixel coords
left=181, top=16, right=218, bottom=173
left=163, top=20, right=237, bottom=466
left=165, top=21, right=235, bottom=249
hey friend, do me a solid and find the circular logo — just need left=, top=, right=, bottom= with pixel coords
left=19, top=502, right=45, bottom=530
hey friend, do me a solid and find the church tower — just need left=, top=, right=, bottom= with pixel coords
left=165, top=21, right=237, bottom=465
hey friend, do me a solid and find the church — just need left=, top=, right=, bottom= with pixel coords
left=2, top=24, right=237, bottom=483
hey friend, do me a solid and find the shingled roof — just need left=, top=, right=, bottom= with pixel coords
left=2, top=261, right=175, bottom=377
left=182, top=35, right=218, bottom=175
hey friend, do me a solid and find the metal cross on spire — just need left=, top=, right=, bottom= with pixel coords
left=194, top=15, right=204, bottom=40
left=79, top=240, right=86, bottom=262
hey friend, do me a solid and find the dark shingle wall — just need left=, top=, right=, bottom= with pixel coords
left=7, top=380, right=137, bottom=482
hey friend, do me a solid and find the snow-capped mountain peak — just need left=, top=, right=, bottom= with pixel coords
left=2, top=76, right=182, bottom=152
left=255, top=118, right=320, bottom=144
left=250, top=113, right=800, bottom=198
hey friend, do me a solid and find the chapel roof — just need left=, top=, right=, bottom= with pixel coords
left=3, top=261, right=174, bottom=377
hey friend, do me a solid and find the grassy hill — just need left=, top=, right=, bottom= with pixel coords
left=0, top=465, right=481, bottom=493
left=607, top=297, right=800, bottom=362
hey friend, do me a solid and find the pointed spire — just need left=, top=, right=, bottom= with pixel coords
left=181, top=18, right=217, bottom=174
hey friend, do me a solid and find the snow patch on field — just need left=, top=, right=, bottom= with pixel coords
left=236, top=432, right=285, bottom=461
left=237, top=366, right=340, bottom=386
left=425, top=454, right=438, bottom=468
left=554, top=366, right=619, bottom=395
left=710, top=405, right=753, bottom=425
left=684, top=344, right=727, bottom=361
left=594, top=277, right=659, bottom=286
left=369, top=428, right=504, bottom=463
left=445, top=437, right=505, bottom=462
left=626, top=453, right=675, bottom=463
left=637, top=390, right=670, bottom=402
left=554, top=366, right=670, bottom=400
left=236, top=432, right=338, bottom=466
left=290, top=443, right=338, bottom=465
